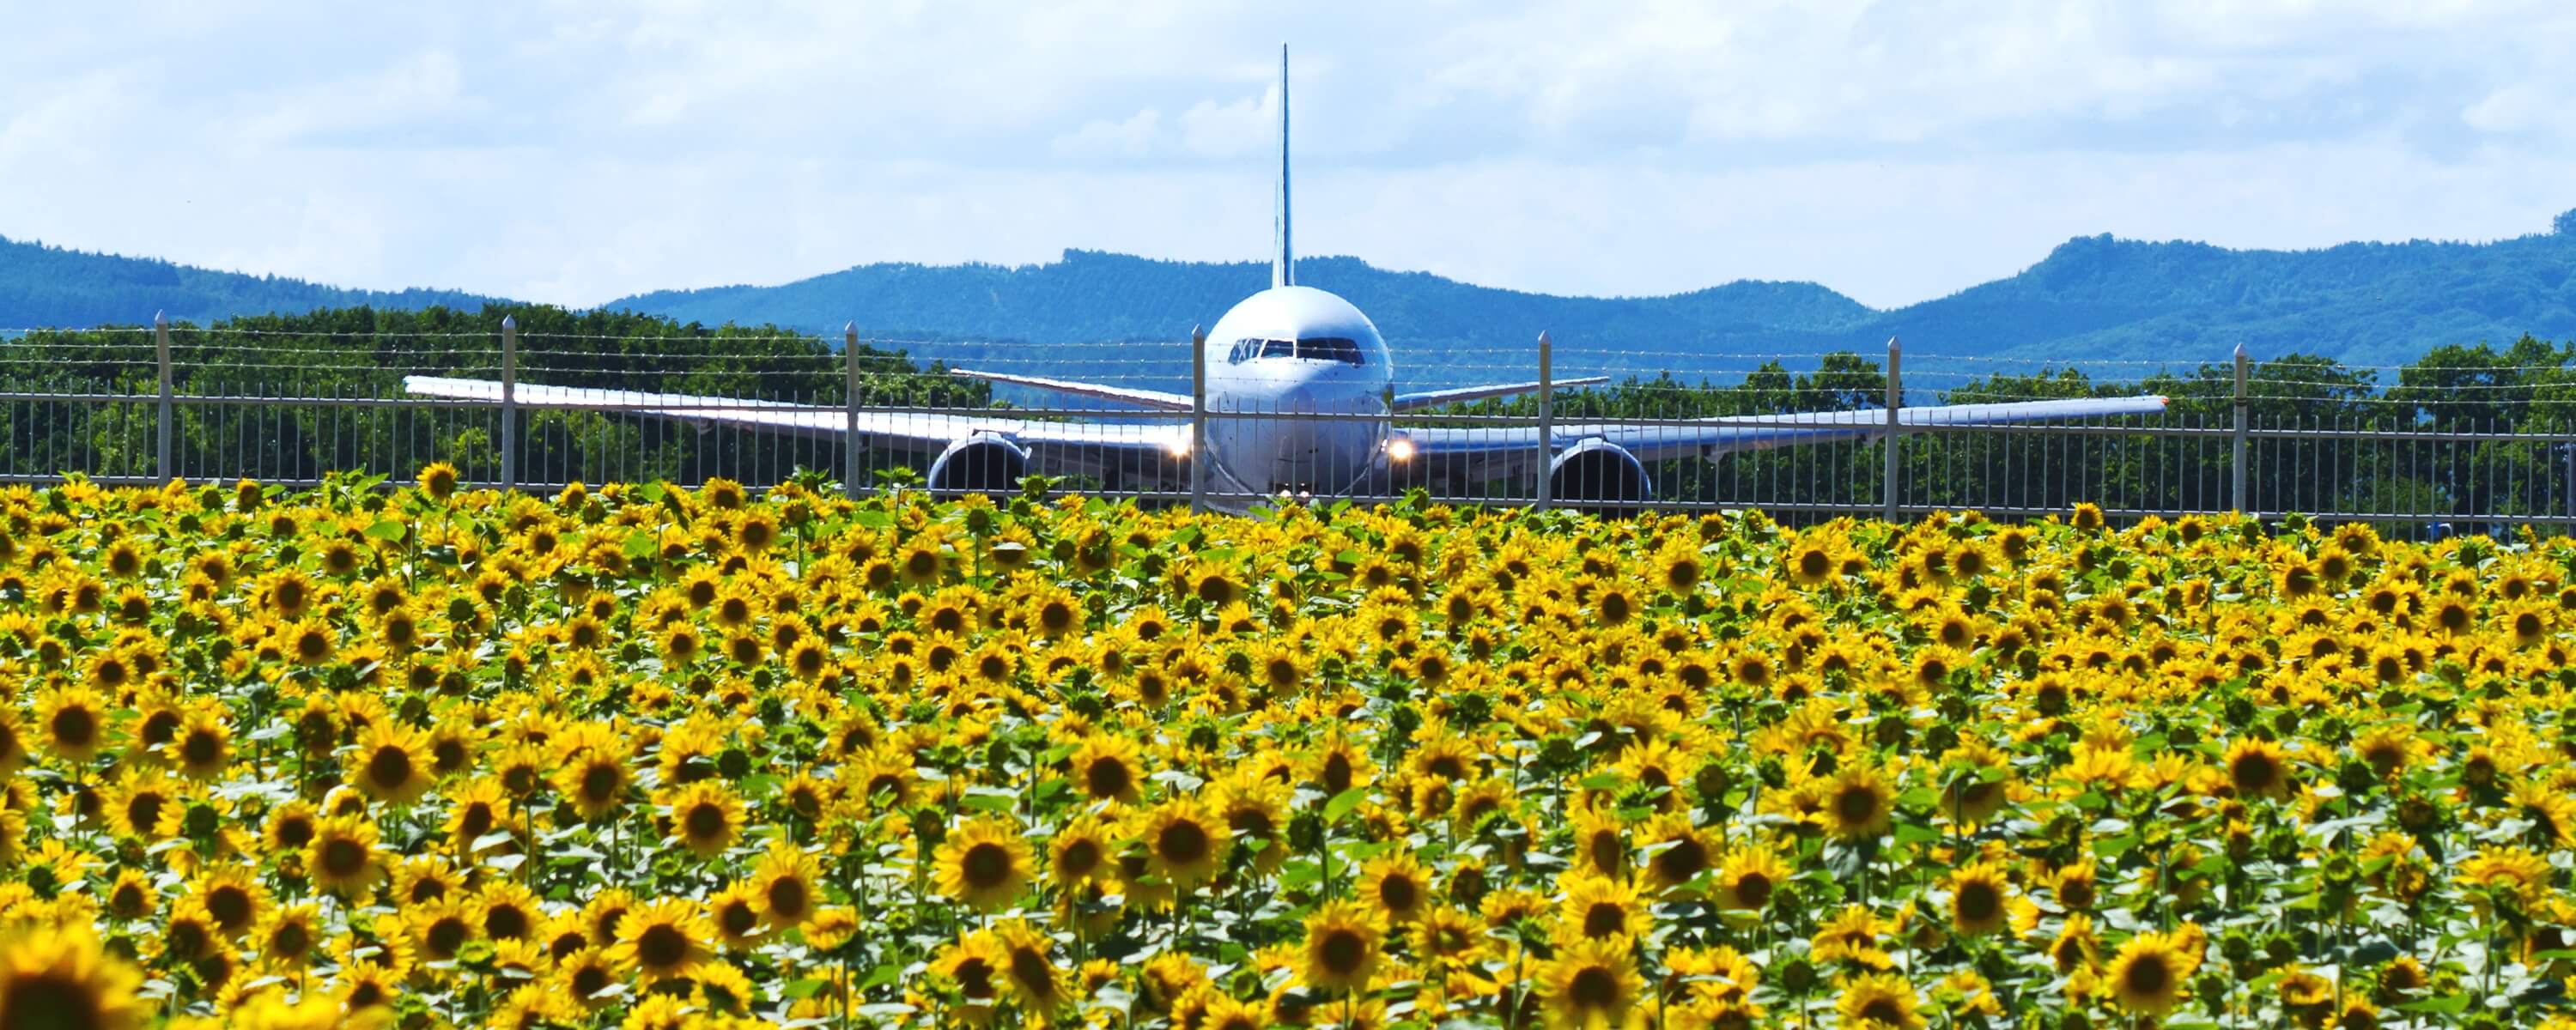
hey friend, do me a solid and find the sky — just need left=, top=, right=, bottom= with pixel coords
left=4, top=1, right=2574, bottom=311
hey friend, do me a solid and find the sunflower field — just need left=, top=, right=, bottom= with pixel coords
left=3, top=469, right=2576, bottom=1029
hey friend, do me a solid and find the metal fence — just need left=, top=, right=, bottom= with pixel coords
left=4, top=313, right=2573, bottom=533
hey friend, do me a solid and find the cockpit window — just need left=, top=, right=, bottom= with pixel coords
left=1298, top=336, right=1364, bottom=365
left=1228, top=336, right=1368, bottom=366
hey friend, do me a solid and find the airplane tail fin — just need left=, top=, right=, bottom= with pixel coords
left=1273, top=44, right=1292, bottom=289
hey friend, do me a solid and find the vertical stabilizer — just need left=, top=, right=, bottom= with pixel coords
left=1273, top=44, right=1292, bottom=288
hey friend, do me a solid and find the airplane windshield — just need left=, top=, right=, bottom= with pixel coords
left=1298, top=336, right=1364, bottom=365
left=1228, top=336, right=1367, bottom=366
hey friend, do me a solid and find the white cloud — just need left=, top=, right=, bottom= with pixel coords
left=0, top=0, right=2572, bottom=312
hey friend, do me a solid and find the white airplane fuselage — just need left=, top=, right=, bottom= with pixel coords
left=1200, top=284, right=1394, bottom=495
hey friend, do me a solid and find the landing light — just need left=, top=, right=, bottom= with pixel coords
left=1385, top=437, right=1417, bottom=463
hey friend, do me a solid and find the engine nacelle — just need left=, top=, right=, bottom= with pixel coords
left=1546, top=439, right=1653, bottom=509
left=926, top=434, right=1030, bottom=496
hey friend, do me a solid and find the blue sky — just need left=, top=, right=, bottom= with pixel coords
left=4, top=1, right=2573, bottom=309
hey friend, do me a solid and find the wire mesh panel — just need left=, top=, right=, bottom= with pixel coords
left=5, top=319, right=2576, bottom=535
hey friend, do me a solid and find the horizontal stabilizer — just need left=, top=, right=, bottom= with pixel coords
left=1392, top=377, right=1610, bottom=412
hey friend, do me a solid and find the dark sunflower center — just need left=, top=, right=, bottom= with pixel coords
left=1957, top=882, right=2001, bottom=924
left=963, top=843, right=1014, bottom=888
left=271, top=922, right=310, bottom=957
left=1084, top=760, right=1132, bottom=799
left=1584, top=902, right=1626, bottom=938
left=582, top=765, right=620, bottom=802
left=52, top=708, right=95, bottom=747
left=573, top=965, right=611, bottom=997
left=427, top=918, right=468, bottom=957
left=1655, top=839, right=1709, bottom=883
left=1011, top=948, right=1055, bottom=1000
left=2124, top=955, right=2172, bottom=996
left=207, top=887, right=251, bottom=928
left=1836, top=786, right=1880, bottom=826
left=0, top=973, right=95, bottom=1030
left=368, top=748, right=413, bottom=791
left=1157, top=821, right=1210, bottom=866
left=686, top=804, right=728, bottom=842
left=720, top=901, right=756, bottom=937
left=1059, top=839, right=1101, bottom=878
left=321, top=839, right=366, bottom=876
left=1861, top=997, right=1905, bottom=1023
left=1570, top=966, right=1620, bottom=1009
left=768, top=877, right=811, bottom=918
left=637, top=924, right=689, bottom=969
left=1319, top=930, right=1367, bottom=974
left=1800, top=551, right=1832, bottom=579
left=1378, top=876, right=1419, bottom=913
left=486, top=906, right=530, bottom=940
left=1735, top=872, right=1773, bottom=910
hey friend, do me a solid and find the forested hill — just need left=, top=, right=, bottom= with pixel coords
left=13, top=210, right=2576, bottom=386
left=0, top=235, right=505, bottom=328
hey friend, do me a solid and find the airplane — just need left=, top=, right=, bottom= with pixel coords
left=407, top=46, right=2166, bottom=509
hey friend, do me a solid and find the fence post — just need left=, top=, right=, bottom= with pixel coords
left=1534, top=331, right=1554, bottom=512
left=2233, top=342, right=2250, bottom=514
left=154, top=312, right=173, bottom=484
left=1189, top=325, right=1207, bottom=513
left=1882, top=336, right=1901, bottom=523
left=500, top=315, right=519, bottom=492
left=844, top=323, right=863, bottom=500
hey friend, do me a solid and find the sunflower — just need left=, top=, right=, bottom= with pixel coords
left=556, top=746, right=630, bottom=822
left=1638, top=814, right=1718, bottom=894
left=1048, top=816, right=1115, bottom=886
left=1137, top=797, right=1230, bottom=890
left=1540, top=935, right=1641, bottom=1029
left=1946, top=861, right=2013, bottom=936
left=610, top=897, right=711, bottom=983
left=992, top=920, right=1066, bottom=1012
left=930, top=931, right=1006, bottom=1020
left=417, top=462, right=460, bottom=500
left=2105, top=930, right=2197, bottom=1015
left=105, top=769, right=181, bottom=841
left=256, top=903, right=322, bottom=967
left=190, top=866, right=267, bottom=936
left=36, top=686, right=109, bottom=764
left=408, top=900, right=476, bottom=966
left=1359, top=852, right=1433, bottom=924
left=1714, top=845, right=1789, bottom=912
left=349, top=722, right=432, bottom=805
left=477, top=881, right=543, bottom=941
left=660, top=780, right=748, bottom=859
left=750, top=841, right=822, bottom=927
left=1557, top=875, right=1643, bottom=942
left=1834, top=972, right=1925, bottom=1030
left=1068, top=735, right=1145, bottom=805
left=2222, top=736, right=2293, bottom=800
left=0, top=924, right=145, bottom=1030
left=935, top=818, right=1036, bottom=912
left=164, top=705, right=233, bottom=781
left=306, top=814, right=384, bottom=895
left=1817, top=764, right=1897, bottom=840
left=1300, top=900, right=1382, bottom=994
left=705, top=883, right=765, bottom=948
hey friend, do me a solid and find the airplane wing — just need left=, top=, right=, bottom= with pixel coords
left=1391, top=377, right=1610, bottom=413
left=1396, top=395, right=2170, bottom=482
left=947, top=369, right=1195, bottom=411
left=401, top=376, right=1189, bottom=479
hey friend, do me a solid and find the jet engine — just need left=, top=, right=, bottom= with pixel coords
left=1546, top=439, right=1653, bottom=508
left=927, top=434, right=1030, bottom=495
